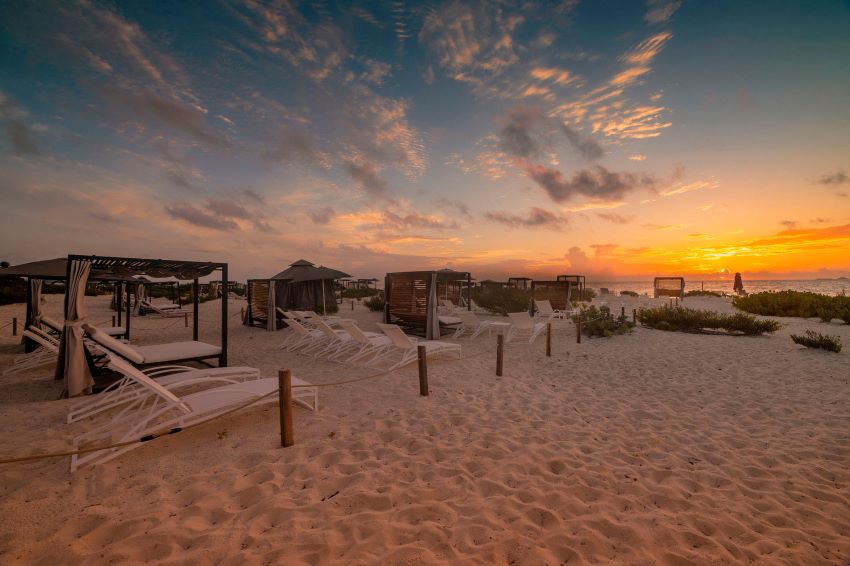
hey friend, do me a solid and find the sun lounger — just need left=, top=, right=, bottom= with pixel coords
left=370, top=323, right=461, bottom=371
left=534, top=299, right=571, bottom=320
left=3, top=327, right=59, bottom=376
left=332, top=320, right=391, bottom=364
left=506, top=312, right=546, bottom=344
left=83, top=323, right=223, bottom=367
left=41, top=315, right=126, bottom=338
left=70, top=356, right=316, bottom=471
left=452, top=310, right=511, bottom=339
left=140, top=300, right=191, bottom=318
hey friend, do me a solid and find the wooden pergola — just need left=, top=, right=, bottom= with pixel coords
left=654, top=277, right=685, bottom=299
left=507, top=277, right=532, bottom=290
left=531, top=280, right=573, bottom=311
left=556, top=274, right=586, bottom=293
left=384, top=270, right=472, bottom=339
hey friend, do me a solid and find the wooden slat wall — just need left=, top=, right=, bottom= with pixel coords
left=532, top=280, right=571, bottom=310
left=249, top=279, right=270, bottom=324
left=387, top=274, right=429, bottom=333
left=654, top=277, right=685, bottom=298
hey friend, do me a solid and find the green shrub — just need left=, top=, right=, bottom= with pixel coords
left=685, top=290, right=722, bottom=297
left=790, top=330, right=842, bottom=353
left=637, top=306, right=780, bottom=336
left=575, top=305, right=635, bottom=338
left=313, top=302, right=339, bottom=315
left=572, top=288, right=597, bottom=302
left=364, top=294, right=385, bottom=312
left=341, top=287, right=380, bottom=299
left=733, top=291, right=850, bottom=322
left=620, top=290, right=639, bottom=297
left=0, top=279, right=27, bottom=305
left=472, top=287, right=531, bottom=316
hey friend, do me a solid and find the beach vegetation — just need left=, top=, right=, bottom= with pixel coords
left=472, top=287, right=531, bottom=316
left=685, top=290, right=723, bottom=297
left=364, top=294, right=385, bottom=312
left=790, top=330, right=842, bottom=353
left=341, top=287, right=380, bottom=299
left=733, top=291, right=850, bottom=323
left=637, top=306, right=780, bottom=336
left=620, top=290, right=639, bottom=297
left=575, top=306, right=635, bottom=338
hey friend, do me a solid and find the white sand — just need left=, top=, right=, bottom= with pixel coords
left=0, top=294, right=848, bottom=564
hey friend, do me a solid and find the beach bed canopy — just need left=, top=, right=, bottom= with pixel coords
left=507, top=277, right=532, bottom=290
left=384, top=269, right=472, bottom=339
left=52, top=255, right=229, bottom=397
left=654, top=276, right=685, bottom=299
left=556, top=274, right=586, bottom=292
left=246, top=259, right=350, bottom=330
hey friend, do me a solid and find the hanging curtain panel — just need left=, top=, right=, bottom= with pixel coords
left=267, top=280, right=277, bottom=331
left=30, top=279, right=43, bottom=328
left=427, top=272, right=439, bottom=340
left=56, top=259, right=94, bottom=397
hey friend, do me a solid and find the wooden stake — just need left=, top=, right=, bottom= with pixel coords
left=632, top=308, right=637, bottom=323
left=546, top=322, right=552, bottom=357
left=621, top=306, right=625, bottom=318
left=278, top=369, right=294, bottom=447
left=576, top=317, right=582, bottom=344
left=184, top=312, right=189, bottom=327
left=417, top=345, right=429, bottom=396
left=496, top=333, right=504, bottom=376
left=112, top=315, right=116, bottom=327
left=351, top=300, right=354, bottom=311
left=12, top=317, right=17, bottom=336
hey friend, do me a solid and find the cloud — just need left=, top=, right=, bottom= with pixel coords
left=497, top=107, right=546, bottom=159
left=485, top=207, right=568, bottom=229
left=0, top=92, right=42, bottom=156
left=644, top=0, right=682, bottom=24
left=205, top=198, right=252, bottom=220
left=660, top=179, right=719, bottom=197
left=526, top=164, right=657, bottom=203
left=308, top=206, right=335, bottom=224
left=381, top=211, right=459, bottom=231
left=817, top=170, right=848, bottom=185
left=529, top=67, right=575, bottom=86
left=360, top=58, right=392, bottom=86
left=102, top=87, right=226, bottom=148
left=595, top=212, right=632, bottom=224
left=560, top=123, right=604, bottom=161
left=628, top=154, right=646, bottom=161
left=780, top=220, right=799, bottom=229
left=261, top=129, right=326, bottom=164
left=346, top=161, right=390, bottom=198
left=165, top=202, right=239, bottom=231
left=435, top=198, right=473, bottom=219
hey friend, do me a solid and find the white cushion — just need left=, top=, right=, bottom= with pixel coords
left=102, top=327, right=126, bottom=336
left=438, top=316, right=462, bottom=325
left=88, top=328, right=145, bottom=364
left=133, top=341, right=222, bottom=364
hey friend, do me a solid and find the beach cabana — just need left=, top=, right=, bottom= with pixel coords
left=0, top=258, right=141, bottom=349
left=508, top=277, right=532, bottom=290
left=384, top=269, right=472, bottom=339
left=55, top=255, right=229, bottom=397
left=531, top=280, right=573, bottom=312
left=479, top=279, right=507, bottom=291
left=556, top=274, right=586, bottom=293
left=654, top=277, right=685, bottom=299
left=245, top=260, right=350, bottom=330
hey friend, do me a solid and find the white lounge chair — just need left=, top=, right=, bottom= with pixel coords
left=41, top=315, right=127, bottom=338
left=83, top=323, right=223, bottom=367
left=534, top=299, right=570, bottom=320
left=308, top=319, right=356, bottom=359
left=506, top=312, right=546, bottom=344
left=70, top=356, right=317, bottom=471
left=452, top=310, right=511, bottom=339
left=67, top=363, right=261, bottom=424
left=370, top=323, right=461, bottom=371
left=280, top=318, right=333, bottom=353
left=3, top=327, right=59, bottom=376
left=332, top=320, right=391, bottom=364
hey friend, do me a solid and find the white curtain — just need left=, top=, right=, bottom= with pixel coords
left=427, top=272, right=439, bottom=340
left=56, top=259, right=94, bottom=397
left=267, top=281, right=276, bottom=331
left=30, top=279, right=43, bottom=328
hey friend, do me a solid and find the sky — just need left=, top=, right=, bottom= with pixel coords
left=1, top=0, right=849, bottom=282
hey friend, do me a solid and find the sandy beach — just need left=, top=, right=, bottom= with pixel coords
left=0, top=294, right=848, bottom=565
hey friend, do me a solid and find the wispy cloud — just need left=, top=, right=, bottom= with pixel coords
left=345, top=160, right=391, bottom=199
left=644, top=0, right=682, bottom=24
left=817, top=170, right=848, bottom=185
left=0, top=92, right=42, bottom=156
left=660, top=179, right=719, bottom=197
left=595, top=212, right=632, bottom=224
left=485, top=207, right=568, bottom=229
left=526, top=164, right=657, bottom=203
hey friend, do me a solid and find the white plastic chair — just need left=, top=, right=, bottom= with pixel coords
left=506, top=312, right=546, bottom=344
left=370, top=323, right=461, bottom=371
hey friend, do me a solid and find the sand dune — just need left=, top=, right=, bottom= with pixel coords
left=0, top=294, right=848, bottom=564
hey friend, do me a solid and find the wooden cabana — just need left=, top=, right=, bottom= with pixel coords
left=54, top=255, right=229, bottom=397
left=384, top=269, right=472, bottom=339
left=0, top=258, right=141, bottom=349
left=508, top=277, right=532, bottom=290
left=654, top=277, right=685, bottom=299
left=556, top=274, right=586, bottom=293
left=531, top=280, right=573, bottom=312
left=479, top=279, right=507, bottom=291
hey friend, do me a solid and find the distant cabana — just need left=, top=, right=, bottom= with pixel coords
left=55, top=255, right=229, bottom=397
left=654, top=276, right=685, bottom=299
left=246, top=259, right=350, bottom=330
left=531, top=280, right=573, bottom=312
left=507, top=277, right=532, bottom=290
left=384, top=269, right=472, bottom=339
left=556, top=274, right=586, bottom=294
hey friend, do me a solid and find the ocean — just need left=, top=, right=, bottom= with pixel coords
left=587, top=279, right=850, bottom=297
